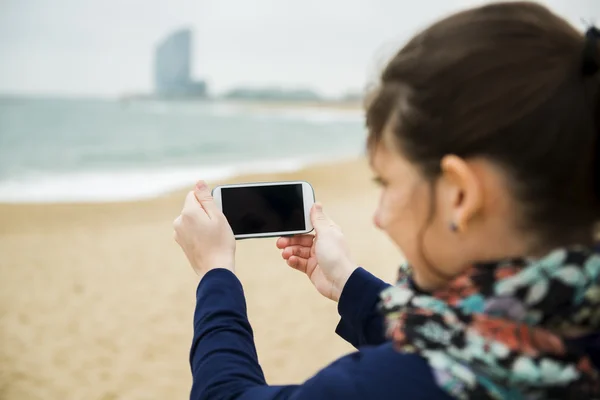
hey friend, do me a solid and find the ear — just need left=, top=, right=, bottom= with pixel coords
left=439, top=155, right=483, bottom=232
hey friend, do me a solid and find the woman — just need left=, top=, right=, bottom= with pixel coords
left=173, top=2, right=600, bottom=399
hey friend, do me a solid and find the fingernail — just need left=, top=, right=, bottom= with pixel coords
left=196, top=181, right=207, bottom=190
left=315, top=203, right=323, bottom=211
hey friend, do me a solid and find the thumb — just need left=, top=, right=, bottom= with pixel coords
left=310, top=202, right=333, bottom=232
left=194, top=180, right=219, bottom=219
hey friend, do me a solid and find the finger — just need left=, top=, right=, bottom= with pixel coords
left=276, top=237, right=291, bottom=249
left=276, top=235, right=314, bottom=249
left=183, top=190, right=198, bottom=210
left=310, top=202, right=333, bottom=233
left=193, top=180, right=219, bottom=219
left=283, top=245, right=311, bottom=259
left=181, top=191, right=209, bottom=223
left=281, top=247, right=293, bottom=260
left=173, top=215, right=182, bottom=227
left=287, top=256, right=308, bottom=273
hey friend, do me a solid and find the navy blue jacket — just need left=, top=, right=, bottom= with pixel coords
left=190, top=267, right=600, bottom=399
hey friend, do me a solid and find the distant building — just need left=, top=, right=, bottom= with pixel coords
left=154, top=29, right=207, bottom=97
left=340, top=91, right=364, bottom=103
left=224, top=87, right=323, bottom=102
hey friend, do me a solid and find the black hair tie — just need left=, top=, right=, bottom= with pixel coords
left=585, top=26, right=600, bottom=201
left=583, top=26, right=600, bottom=76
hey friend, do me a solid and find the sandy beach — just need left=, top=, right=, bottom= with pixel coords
left=0, top=158, right=402, bottom=400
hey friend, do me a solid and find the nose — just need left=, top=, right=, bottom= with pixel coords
left=373, top=212, right=382, bottom=229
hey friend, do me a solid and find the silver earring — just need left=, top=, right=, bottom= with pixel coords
left=449, top=222, right=458, bottom=232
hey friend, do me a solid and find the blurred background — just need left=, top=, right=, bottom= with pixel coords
left=0, top=0, right=597, bottom=399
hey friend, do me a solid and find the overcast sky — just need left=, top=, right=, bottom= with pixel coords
left=0, top=0, right=597, bottom=97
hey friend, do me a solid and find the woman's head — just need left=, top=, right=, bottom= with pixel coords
left=367, top=1, right=600, bottom=290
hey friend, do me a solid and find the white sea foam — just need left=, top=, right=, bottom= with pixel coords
left=0, top=155, right=358, bottom=204
left=0, top=98, right=365, bottom=204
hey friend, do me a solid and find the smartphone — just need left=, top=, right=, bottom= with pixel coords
left=212, top=181, right=315, bottom=239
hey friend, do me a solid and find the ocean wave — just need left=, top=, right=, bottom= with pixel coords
left=0, top=155, right=358, bottom=204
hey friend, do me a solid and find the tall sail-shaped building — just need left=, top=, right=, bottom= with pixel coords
left=154, top=29, right=206, bottom=97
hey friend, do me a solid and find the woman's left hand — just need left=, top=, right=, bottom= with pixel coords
left=173, top=180, right=236, bottom=277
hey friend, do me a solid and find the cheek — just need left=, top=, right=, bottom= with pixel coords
left=374, top=188, right=412, bottom=232
left=374, top=185, right=430, bottom=266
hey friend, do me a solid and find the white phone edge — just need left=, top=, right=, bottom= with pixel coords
left=211, top=180, right=315, bottom=239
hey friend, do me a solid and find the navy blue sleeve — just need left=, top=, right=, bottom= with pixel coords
left=191, top=268, right=451, bottom=400
left=334, top=267, right=391, bottom=348
left=190, top=268, right=268, bottom=399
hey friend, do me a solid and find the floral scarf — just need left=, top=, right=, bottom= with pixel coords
left=379, top=246, right=600, bottom=399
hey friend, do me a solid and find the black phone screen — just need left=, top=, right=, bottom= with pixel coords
left=220, top=184, right=306, bottom=235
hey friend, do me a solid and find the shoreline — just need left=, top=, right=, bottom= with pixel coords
left=0, top=156, right=370, bottom=235
left=0, top=98, right=367, bottom=205
left=0, top=154, right=366, bottom=206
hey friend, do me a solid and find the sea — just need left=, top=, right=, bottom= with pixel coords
left=0, top=97, right=367, bottom=203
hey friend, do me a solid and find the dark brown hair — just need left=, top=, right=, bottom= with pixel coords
left=366, top=1, right=600, bottom=247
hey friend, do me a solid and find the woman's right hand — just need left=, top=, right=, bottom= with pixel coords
left=276, top=203, right=357, bottom=302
